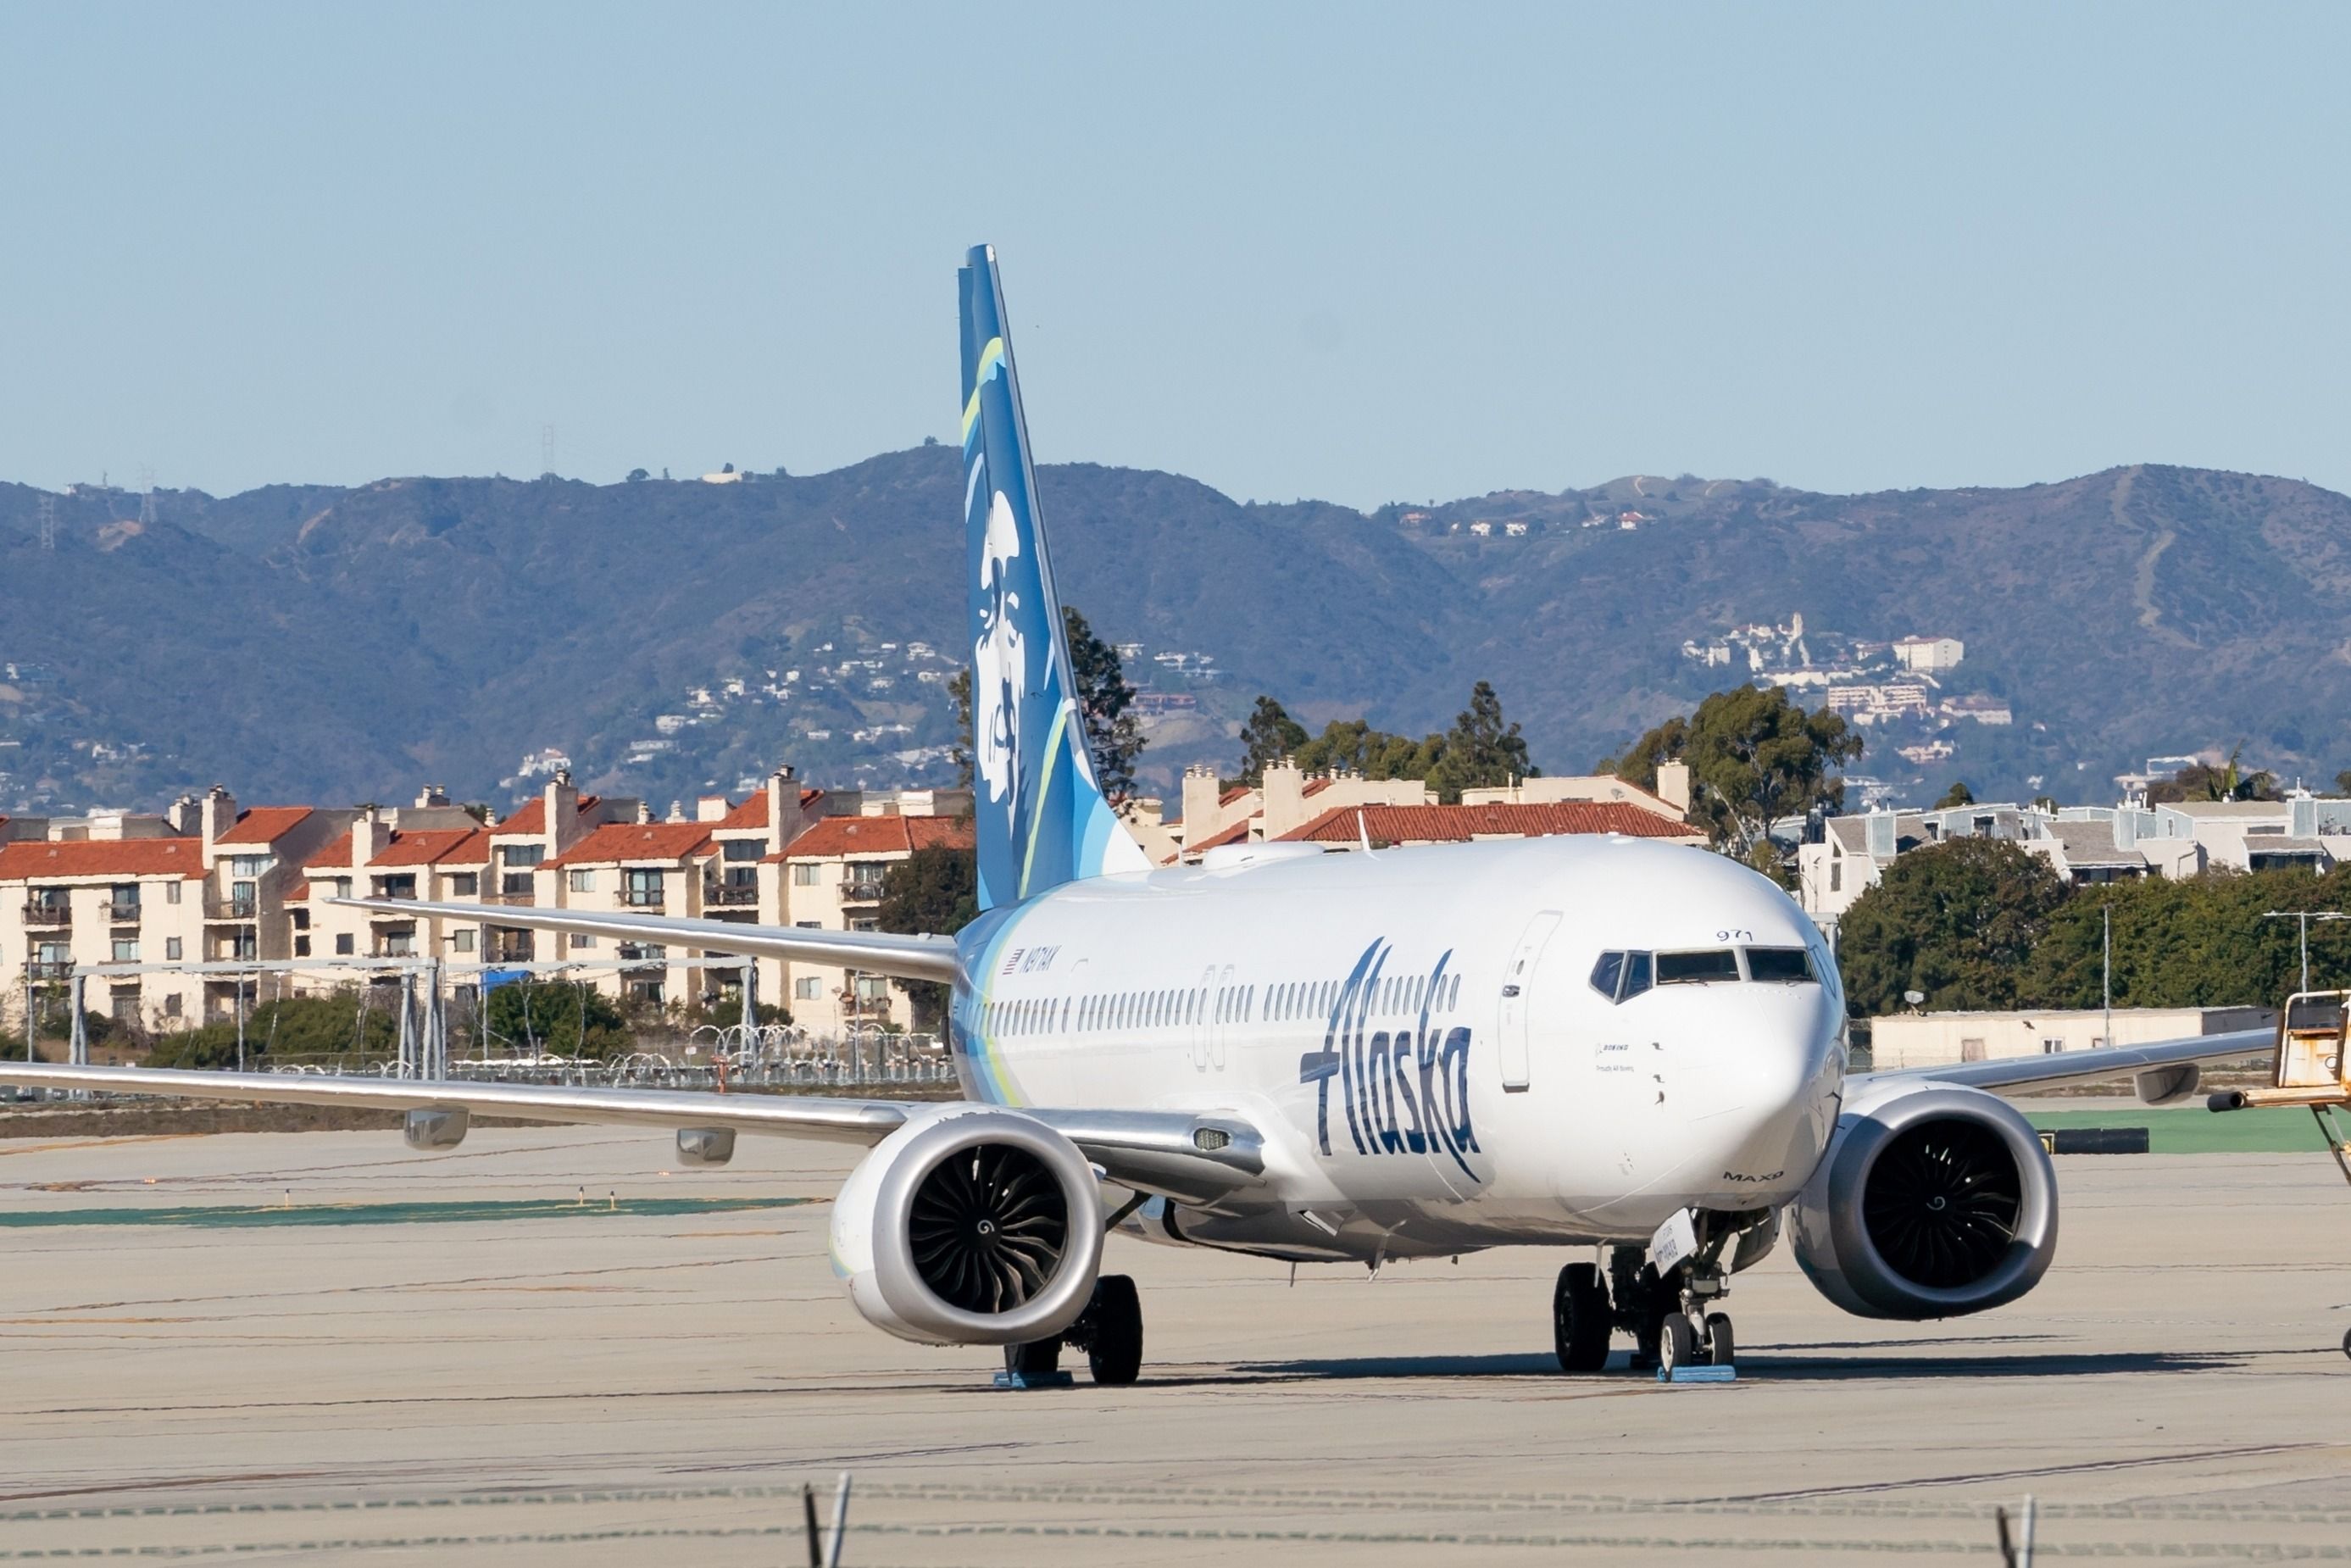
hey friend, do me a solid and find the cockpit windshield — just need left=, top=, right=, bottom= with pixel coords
left=1587, top=944, right=1817, bottom=1003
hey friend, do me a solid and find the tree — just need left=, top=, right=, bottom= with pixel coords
left=1231, top=695, right=1309, bottom=787
left=1292, top=718, right=1443, bottom=782
left=1838, top=839, right=2070, bottom=1019
left=2148, top=746, right=2278, bottom=804
left=2335, top=769, right=2351, bottom=798
left=1935, top=780, right=1976, bottom=809
left=1425, top=681, right=1536, bottom=803
left=1062, top=604, right=1143, bottom=799
left=878, top=845, right=981, bottom=1031
left=482, top=981, right=632, bottom=1059
left=146, top=993, right=403, bottom=1068
left=947, top=667, right=973, bottom=789
left=625, top=468, right=649, bottom=483
left=1608, top=686, right=1859, bottom=860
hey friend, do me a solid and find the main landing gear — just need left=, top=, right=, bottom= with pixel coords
left=1551, top=1234, right=1748, bottom=1376
left=1002, top=1275, right=1144, bottom=1387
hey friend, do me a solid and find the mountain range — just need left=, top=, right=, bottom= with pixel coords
left=3, top=452, right=2348, bottom=817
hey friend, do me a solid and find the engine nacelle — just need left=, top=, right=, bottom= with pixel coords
left=830, top=1106, right=1104, bottom=1346
left=1790, top=1080, right=2057, bottom=1321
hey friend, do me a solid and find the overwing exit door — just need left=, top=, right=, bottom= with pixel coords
left=1498, top=910, right=1563, bottom=1091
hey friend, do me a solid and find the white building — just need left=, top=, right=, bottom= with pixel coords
left=1892, top=636, right=1965, bottom=672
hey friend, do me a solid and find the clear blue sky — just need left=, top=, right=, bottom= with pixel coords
left=3, top=3, right=2346, bottom=508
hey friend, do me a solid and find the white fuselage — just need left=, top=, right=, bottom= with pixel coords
left=949, top=835, right=1845, bottom=1263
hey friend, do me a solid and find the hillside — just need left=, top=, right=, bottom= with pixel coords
left=3, top=455, right=2348, bottom=816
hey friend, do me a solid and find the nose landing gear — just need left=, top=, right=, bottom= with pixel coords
left=1564, top=1212, right=1770, bottom=1379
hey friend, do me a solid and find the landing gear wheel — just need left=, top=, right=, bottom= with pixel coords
left=1659, top=1315, right=1698, bottom=1376
left=1553, top=1263, right=1612, bottom=1372
left=1081, top=1275, right=1143, bottom=1386
left=1704, top=1312, right=1735, bottom=1370
left=2341, top=1326, right=2351, bottom=1363
left=1003, top=1336, right=1061, bottom=1379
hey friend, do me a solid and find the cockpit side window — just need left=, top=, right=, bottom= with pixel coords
left=1621, top=950, right=1653, bottom=1000
left=1589, top=951, right=1625, bottom=1001
left=1744, top=947, right=1816, bottom=983
left=1655, top=948, right=1739, bottom=985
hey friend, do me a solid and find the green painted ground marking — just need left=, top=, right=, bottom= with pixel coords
left=2025, top=1106, right=2340, bottom=1154
left=0, top=1196, right=809, bottom=1230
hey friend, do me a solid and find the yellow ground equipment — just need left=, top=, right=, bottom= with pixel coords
left=2208, top=990, right=2351, bottom=1187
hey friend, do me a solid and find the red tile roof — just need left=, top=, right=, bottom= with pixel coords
left=0, top=838, right=207, bottom=880
left=214, top=806, right=314, bottom=845
left=303, top=832, right=355, bottom=870
left=1185, top=818, right=1255, bottom=854
left=547, top=821, right=715, bottom=867
left=494, top=794, right=601, bottom=837
left=1302, top=778, right=1335, bottom=798
left=369, top=827, right=491, bottom=868
left=774, top=815, right=975, bottom=861
left=714, top=793, right=768, bottom=831
left=1218, top=785, right=1252, bottom=808
left=1277, top=801, right=1703, bottom=846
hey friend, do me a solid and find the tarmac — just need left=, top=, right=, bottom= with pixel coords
left=2, top=1110, right=2348, bottom=1565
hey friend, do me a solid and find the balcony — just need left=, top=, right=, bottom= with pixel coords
left=481, top=890, right=537, bottom=908
left=25, top=960, right=71, bottom=981
left=486, top=940, right=535, bottom=965
left=103, top=900, right=142, bottom=923
left=21, top=902, right=70, bottom=927
left=620, top=890, right=667, bottom=911
left=707, top=883, right=759, bottom=908
left=204, top=896, right=258, bottom=921
left=841, top=879, right=888, bottom=904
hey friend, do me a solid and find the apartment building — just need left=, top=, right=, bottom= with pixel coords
left=771, top=813, right=975, bottom=1034
left=1181, top=759, right=1696, bottom=857
left=1270, top=800, right=1706, bottom=853
left=0, top=787, right=349, bottom=1039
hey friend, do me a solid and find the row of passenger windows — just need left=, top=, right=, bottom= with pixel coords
left=981, top=970, right=1467, bottom=1039
left=1589, top=946, right=1815, bottom=1004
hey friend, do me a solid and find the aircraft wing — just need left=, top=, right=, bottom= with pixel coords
left=331, top=898, right=958, bottom=983
left=0, top=1064, right=1266, bottom=1201
left=1853, top=1026, right=2273, bottom=1099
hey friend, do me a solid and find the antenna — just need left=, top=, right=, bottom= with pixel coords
left=36, top=494, right=55, bottom=552
left=541, top=424, right=557, bottom=478
left=137, top=467, right=157, bottom=527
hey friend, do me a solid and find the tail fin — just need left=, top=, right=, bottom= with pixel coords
left=959, top=245, right=1150, bottom=910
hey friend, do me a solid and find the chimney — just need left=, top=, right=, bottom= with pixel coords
left=764, top=765, right=809, bottom=854
left=1261, top=759, right=1307, bottom=839
left=696, top=793, right=729, bottom=823
left=1181, top=765, right=1223, bottom=845
left=2292, top=791, right=2317, bottom=839
left=544, top=770, right=583, bottom=854
left=415, top=783, right=451, bottom=809
left=667, top=800, right=687, bottom=823
left=353, top=806, right=394, bottom=868
left=166, top=793, right=202, bottom=837
left=1865, top=809, right=1896, bottom=860
left=1655, top=762, right=1692, bottom=816
left=198, top=785, right=238, bottom=848
left=635, top=800, right=653, bottom=825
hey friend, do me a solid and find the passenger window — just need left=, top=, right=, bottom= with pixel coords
left=1656, top=949, right=1739, bottom=985
left=1746, top=948, right=1815, bottom=984
left=1621, top=952, right=1653, bottom=1000
left=1590, top=951, right=1625, bottom=1000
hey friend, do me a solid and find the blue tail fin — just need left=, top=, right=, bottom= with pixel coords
left=959, top=245, right=1150, bottom=911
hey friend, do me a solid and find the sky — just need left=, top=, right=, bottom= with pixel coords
left=3, top=3, right=2348, bottom=509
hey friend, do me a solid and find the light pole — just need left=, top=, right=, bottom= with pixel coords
left=2102, top=904, right=2112, bottom=1050
left=2260, top=909, right=2350, bottom=994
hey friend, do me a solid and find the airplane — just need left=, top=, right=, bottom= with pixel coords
left=0, top=245, right=2270, bottom=1387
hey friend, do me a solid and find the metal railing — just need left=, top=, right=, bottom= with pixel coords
left=840, top=880, right=887, bottom=904
left=21, top=902, right=70, bottom=926
left=706, top=883, right=759, bottom=907
left=620, top=890, right=667, bottom=910
left=102, top=900, right=142, bottom=923
left=204, top=897, right=258, bottom=920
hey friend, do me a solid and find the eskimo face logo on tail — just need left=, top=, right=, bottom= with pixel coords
left=1297, top=941, right=1481, bottom=1183
left=973, top=489, right=1026, bottom=839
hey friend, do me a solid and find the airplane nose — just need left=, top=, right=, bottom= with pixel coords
left=1675, top=995, right=1838, bottom=1188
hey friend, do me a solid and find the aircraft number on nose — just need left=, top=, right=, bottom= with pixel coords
left=1715, top=928, right=1753, bottom=942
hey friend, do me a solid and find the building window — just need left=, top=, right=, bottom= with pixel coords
left=381, top=928, right=416, bottom=958
left=449, top=873, right=478, bottom=897
left=795, top=976, right=822, bottom=1000
left=332, top=878, right=353, bottom=899
left=795, top=920, right=821, bottom=930
left=501, top=844, right=545, bottom=868
left=231, top=855, right=269, bottom=879
left=294, top=936, right=311, bottom=958
left=164, top=881, right=181, bottom=905
left=291, top=909, right=309, bottom=931
left=164, top=937, right=182, bottom=961
left=792, top=863, right=821, bottom=886
left=452, top=929, right=476, bottom=954
left=853, top=975, right=889, bottom=1002
left=570, top=932, right=596, bottom=950
left=500, top=872, right=534, bottom=896
left=334, top=933, right=355, bottom=956
left=722, top=839, right=763, bottom=862
left=568, top=870, right=596, bottom=892
left=624, top=869, right=664, bottom=907
left=112, top=938, right=140, bottom=963
left=164, top=993, right=182, bottom=1017
left=2042, top=1037, right=2065, bottom=1054
left=231, top=880, right=258, bottom=916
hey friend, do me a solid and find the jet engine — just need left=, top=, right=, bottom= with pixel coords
left=830, top=1106, right=1104, bottom=1346
left=1789, top=1079, right=2056, bottom=1320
